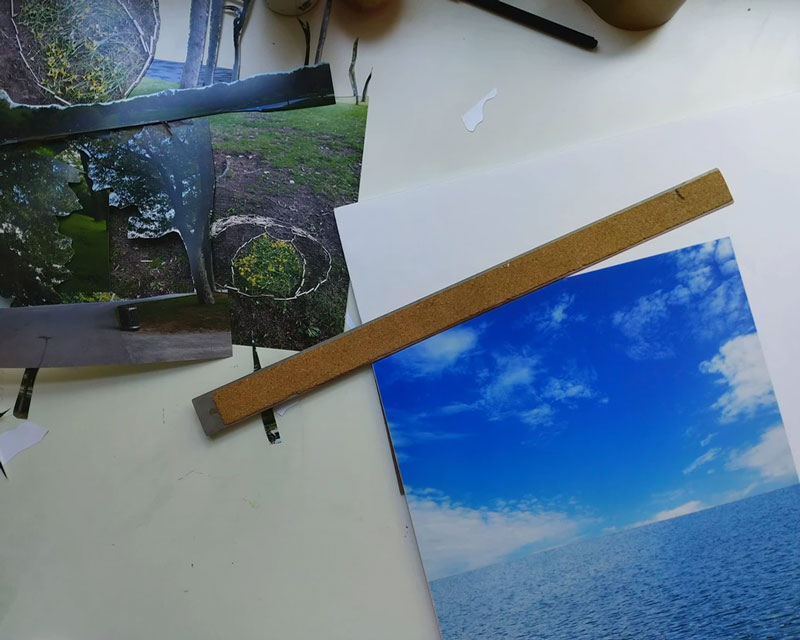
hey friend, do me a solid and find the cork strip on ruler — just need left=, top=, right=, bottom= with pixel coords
left=195, top=169, right=733, bottom=436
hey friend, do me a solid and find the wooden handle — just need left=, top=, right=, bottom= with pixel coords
left=193, top=169, right=733, bottom=436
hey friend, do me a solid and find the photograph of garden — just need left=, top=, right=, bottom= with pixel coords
left=0, top=0, right=360, bottom=366
left=209, top=104, right=367, bottom=350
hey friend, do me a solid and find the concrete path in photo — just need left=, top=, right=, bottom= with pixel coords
left=122, top=331, right=231, bottom=364
left=0, top=295, right=231, bottom=368
left=0, top=300, right=129, bottom=368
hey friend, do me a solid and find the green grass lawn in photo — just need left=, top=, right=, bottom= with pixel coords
left=56, top=212, right=111, bottom=300
left=209, top=104, right=368, bottom=203
left=129, top=77, right=178, bottom=97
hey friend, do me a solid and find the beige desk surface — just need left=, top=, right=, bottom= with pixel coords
left=3, top=1, right=800, bottom=638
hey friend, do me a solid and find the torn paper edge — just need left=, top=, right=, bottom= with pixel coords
left=462, top=88, right=498, bottom=133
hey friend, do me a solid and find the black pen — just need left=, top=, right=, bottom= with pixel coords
left=459, top=0, right=598, bottom=51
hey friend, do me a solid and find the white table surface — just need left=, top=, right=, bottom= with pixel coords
left=4, top=1, right=800, bottom=638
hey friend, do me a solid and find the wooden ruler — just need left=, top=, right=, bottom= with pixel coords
left=193, top=170, right=733, bottom=436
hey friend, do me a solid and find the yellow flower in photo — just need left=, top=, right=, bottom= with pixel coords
left=233, top=237, right=302, bottom=298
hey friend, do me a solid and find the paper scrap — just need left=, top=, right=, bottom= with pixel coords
left=0, top=421, right=48, bottom=466
left=462, top=88, right=498, bottom=132
left=276, top=401, right=299, bottom=417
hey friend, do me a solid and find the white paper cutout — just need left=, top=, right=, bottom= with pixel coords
left=462, top=88, right=498, bottom=132
left=0, top=421, right=48, bottom=466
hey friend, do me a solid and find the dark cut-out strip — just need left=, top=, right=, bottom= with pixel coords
left=13, top=367, right=38, bottom=420
left=0, top=406, right=8, bottom=477
left=0, top=64, right=335, bottom=146
left=252, top=343, right=281, bottom=445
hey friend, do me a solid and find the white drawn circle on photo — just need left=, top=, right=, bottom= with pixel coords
left=211, top=214, right=332, bottom=301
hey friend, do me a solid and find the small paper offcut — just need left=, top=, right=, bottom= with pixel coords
left=0, top=421, right=48, bottom=466
left=462, top=88, right=498, bottom=132
left=276, top=401, right=299, bottom=417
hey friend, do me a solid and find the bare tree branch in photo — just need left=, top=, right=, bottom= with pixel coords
left=226, top=0, right=254, bottom=81
left=116, top=0, right=162, bottom=97
left=202, top=0, right=226, bottom=86
left=181, top=0, right=212, bottom=89
left=361, top=67, right=373, bottom=103
left=348, top=37, right=359, bottom=105
left=297, top=17, right=311, bottom=66
left=314, top=0, right=333, bottom=64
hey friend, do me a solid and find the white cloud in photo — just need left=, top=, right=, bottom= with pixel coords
left=727, top=424, right=798, bottom=481
left=387, top=415, right=469, bottom=450
left=703, top=278, right=747, bottom=323
left=438, top=402, right=478, bottom=416
left=407, top=490, right=582, bottom=580
left=477, top=357, right=598, bottom=426
left=674, top=241, right=718, bottom=293
left=611, top=289, right=677, bottom=360
left=480, top=353, right=538, bottom=407
left=395, top=429, right=466, bottom=447
left=682, top=447, right=721, bottom=475
left=520, top=404, right=554, bottom=427
left=714, top=237, right=739, bottom=276
left=612, top=291, right=669, bottom=339
left=674, top=239, right=715, bottom=272
left=543, top=377, right=595, bottom=402
left=396, top=326, right=479, bottom=376
left=700, top=433, right=717, bottom=447
left=612, top=239, right=752, bottom=359
left=650, top=487, right=688, bottom=505
left=635, top=500, right=705, bottom=528
left=699, top=333, right=777, bottom=421
left=720, top=482, right=759, bottom=504
left=531, top=293, right=583, bottom=333
left=682, top=265, right=714, bottom=295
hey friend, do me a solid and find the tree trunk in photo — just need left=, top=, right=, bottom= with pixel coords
left=188, top=245, right=216, bottom=305
left=79, top=149, right=110, bottom=222
left=202, top=0, right=226, bottom=86
left=181, top=0, right=212, bottom=89
left=77, top=120, right=219, bottom=306
left=179, top=118, right=217, bottom=305
left=298, top=18, right=311, bottom=66
left=231, top=0, right=254, bottom=81
left=314, top=0, right=333, bottom=64
left=361, top=68, right=373, bottom=103
left=349, top=38, right=359, bottom=105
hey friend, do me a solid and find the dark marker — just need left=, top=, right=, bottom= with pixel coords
left=459, top=0, right=598, bottom=51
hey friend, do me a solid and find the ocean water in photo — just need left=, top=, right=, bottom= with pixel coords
left=430, top=485, right=800, bottom=640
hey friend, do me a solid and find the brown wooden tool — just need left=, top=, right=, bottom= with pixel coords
left=193, top=169, right=733, bottom=436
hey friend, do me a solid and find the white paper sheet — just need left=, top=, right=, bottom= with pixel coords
left=0, top=421, right=48, bottom=466
left=335, top=91, right=800, bottom=469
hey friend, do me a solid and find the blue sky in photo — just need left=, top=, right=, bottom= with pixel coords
left=373, top=238, right=798, bottom=581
